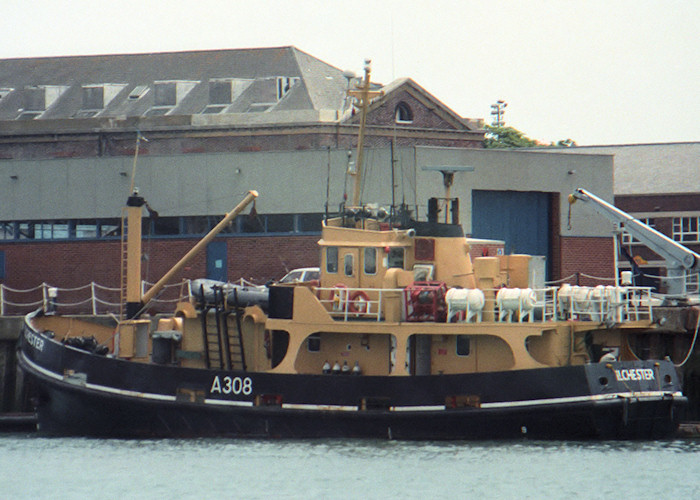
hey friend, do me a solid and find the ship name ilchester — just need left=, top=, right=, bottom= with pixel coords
left=24, top=330, right=45, bottom=352
left=614, top=368, right=654, bottom=381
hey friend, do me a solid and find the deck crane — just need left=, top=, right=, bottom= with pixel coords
left=568, top=188, right=700, bottom=299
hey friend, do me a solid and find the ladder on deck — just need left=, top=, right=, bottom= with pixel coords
left=198, top=285, right=246, bottom=371
left=118, top=208, right=129, bottom=320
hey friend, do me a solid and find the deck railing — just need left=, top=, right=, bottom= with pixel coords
left=316, top=286, right=401, bottom=322
left=2, top=279, right=655, bottom=325
left=0, top=280, right=192, bottom=316
left=315, top=284, right=654, bottom=324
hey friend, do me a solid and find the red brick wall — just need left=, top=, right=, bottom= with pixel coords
left=616, top=193, right=700, bottom=213
left=1, top=235, right=319, bottom=288
left=1, top=234, right=615, bottom=314
left=0, top=235, right=319, bottom=315
left=365, top=91, right=456, bottom=130
left=559, top=236, right=615, bottom=285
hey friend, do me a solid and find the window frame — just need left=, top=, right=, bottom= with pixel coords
left=364, top=247, right=377, bottom=275
left=673, top=216, right=700, bottom=243
left=326, top=247, right=338, bottom=273
left=456, top=335, right=471, bottom=357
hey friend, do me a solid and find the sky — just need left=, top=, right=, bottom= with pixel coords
left=1, top=0, right=698, bottom=146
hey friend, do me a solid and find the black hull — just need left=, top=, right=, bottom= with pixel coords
left=27, top=375, right=682, bottom=440
left=18, top=318, right=686, bottom=440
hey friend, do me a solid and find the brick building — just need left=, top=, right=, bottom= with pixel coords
left=557, top=142, right=700, bottom=293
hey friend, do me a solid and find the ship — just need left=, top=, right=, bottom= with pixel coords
left=17, top=62, right=686, bottom=439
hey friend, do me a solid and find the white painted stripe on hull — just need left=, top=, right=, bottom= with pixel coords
left=480, top=391, right=683, bottom=409
left=21, top=353, right=177, bottom=402
left=282, top=403, right=359, bottom=411
left=20, top=352, right=682, bottom=413
left=204, top=399, right=253, bottom=407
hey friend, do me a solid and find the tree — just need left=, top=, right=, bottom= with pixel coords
left=483, top=125, right=577, bottom=149
left=483, top=125, right=537, bottom=148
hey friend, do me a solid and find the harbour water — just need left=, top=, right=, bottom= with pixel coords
left=1, top=434, right=699, bottom=499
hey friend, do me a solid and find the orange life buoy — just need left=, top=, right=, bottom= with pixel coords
left=349, top=290, right=370, bottom=314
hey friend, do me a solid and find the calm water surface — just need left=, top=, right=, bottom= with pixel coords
left=1, top=434, right=699, bottom=499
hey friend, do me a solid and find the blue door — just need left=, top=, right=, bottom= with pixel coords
left=471, top=190, right=551, bottom=278
left=206, top=240, right=228, bottom=282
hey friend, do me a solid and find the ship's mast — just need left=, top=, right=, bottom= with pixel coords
left=347, top=59, right=383, bottom=208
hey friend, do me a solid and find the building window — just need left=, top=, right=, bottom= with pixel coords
left=23, top=87, right=46, bottom=111
left=673, top=217, right=700, bottom=243
left=0, top=212, right=323, bottom=241
left=388, top=247, right=405, bottom=269
left=364, top=248, right=377, bottom=275
left=344, top=253, right=354, bottom=277
left=456, top=335, right=470, bottom=356
left=154, top=82, right=177, bottom=106
left=0, top=250, right=4, bottom=279
left=152, top=217, right=181, bottom=236
left=0, top=222, right=15, bottom=240
left=265, top=214, right=295, bottom=233
left=326, top=247, right=338, bottom=273
left=82, top=86, right=104, bottom=110
left=99, top=219, right=121, bottom=237
left=18, top=85, right=68, bottom=119
left=147, top=81, right=197, bottom=116
left=621, top=218, right=655, bottom=245
left=202, top=80, right=232, bottom=114
left=75, top=220, right=98, bottom=238
left=395, top=102, right=413, bottom=123
left=276, top=77, right=299, bottom=100
left=209, top=80, right=232, bottom=105
left=297, top=213, right=323, bottom=232
left=34, top=222, right=69, bottom=239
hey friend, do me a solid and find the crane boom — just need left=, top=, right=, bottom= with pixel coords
left=569, top=187, right=699, bottom=297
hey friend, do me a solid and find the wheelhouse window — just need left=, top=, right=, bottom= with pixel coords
left=456, top=335, right=471, bottom=356
left=364, top=247, right=377, bottom=275
left=388, top=247, right=405, bottom=269
left=326, top=247, right=338, bottom=273
left=344, top=253, right=354, bottom=277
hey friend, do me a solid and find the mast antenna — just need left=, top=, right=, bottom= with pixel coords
left=129, top=131, right=148, bottom=195
left=347, top=59, right=383, bottom=208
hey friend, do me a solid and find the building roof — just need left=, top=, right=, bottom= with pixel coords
left=554, top=142, right=700, bottom=195
left=0, top=46, right=483, bottom=138
left=0, top=46, right=350, bottom=123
